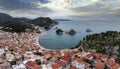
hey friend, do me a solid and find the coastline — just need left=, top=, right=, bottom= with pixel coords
left=35, top=31, right=78, bottom=51
left=35, top=34, right=45, bottom=50
left=34, top=31, right=52, bottom=51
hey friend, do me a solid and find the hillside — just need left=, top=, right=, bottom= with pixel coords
left=2, top=20, right=33, bottom=33
left=0, top=13, right=58, bottom=30
left=14, top=17, right=31, bottom=22
left=77, top=31, right=120, bottom=63
left=0, top=13, right=13, bottom=23
left=29, top=17, right=58, bottom=29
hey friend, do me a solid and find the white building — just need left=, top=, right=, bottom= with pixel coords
left=0, top=49, right=5, bottom=55
left=12, top=64, right=26, bottom=69
left=71, top=61, right=85, bottom=69
left=6, top=53, right=15, bottom=62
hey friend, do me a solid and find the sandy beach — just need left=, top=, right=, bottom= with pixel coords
left=35, top=33, right=45, bottom=50
left=34, top=30, right=52, bottom=51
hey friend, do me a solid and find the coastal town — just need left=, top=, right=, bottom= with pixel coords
left=0, top=0, right=120, bottom=68
left=0, top=26, right=119, bottom=69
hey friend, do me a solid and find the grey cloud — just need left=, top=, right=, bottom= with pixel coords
left=68, top=8, right=120, bottom=21
left=0, top=0, right=36, bottom=10
left=0, top=6, right=55, bottom=18
left=0, top=0, right=51, bottom=10
left=38, top=0, right=50, bottom=4
left=69, top=0, right=120, bottom=13
left=0, top=0, right=54, bottom=18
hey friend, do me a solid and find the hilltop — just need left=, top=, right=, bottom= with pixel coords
left=0, top=13, right=13, bottom=23
left=29, top=17, right=58, bottom=29
left=0, top=13, right=58, bottom=31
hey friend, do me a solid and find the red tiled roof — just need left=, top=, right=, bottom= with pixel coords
left=93, top=53, right=102, bottom=58
left=82, top=61, right=90, bottom=68
left=74, top=57, right=83, bottom=63
left=26, top=61, right=36, bottom=67
left=52, top=63, right=62, bottom=69
left=9, top=45, right=15, bottom=50
left=55, top=60, right=66, bottom=66
left=69, top=66, right=78, bottom=69
left=85, top=54, right=93, bottom=59
left=26, top=61, right=41, bottom=69
left=74, top=57, right=90, bottom=68
left=100, top=54, right=108, bottom=59
left=0, top=37, right=2, bottom=40
left=0, top=43, right=6, bottom=48
left=61, top=56, right=71, bottom=62
left=95, top=61, right=105, bottom=69
left=111, top=63, right=120, bottom=69
left=32, top=64, right=40, bottom=69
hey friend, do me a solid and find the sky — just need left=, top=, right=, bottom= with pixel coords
left=0, top=0, right=120, bottom=19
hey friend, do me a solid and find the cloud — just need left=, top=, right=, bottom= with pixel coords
left=0, top=0, right=120, bottom=19
left=54, top=0, right=102, bottom=8
left=0, top=0, right=55, bottom=18
left=0, top=6, right=55, bottom=18
left=0, top=0, right=36, bottom=10
left=68, top=0, right=120, bottom=16
left=0, top=0, right=51, bottom=10
left=38, top=0, right=50, bottom=4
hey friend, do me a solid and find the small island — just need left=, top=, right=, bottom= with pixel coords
left=67, top=29, right=77, bottom=35
left=86, top=28, right=92, bottom=32
left=56, top=29, right=64, bottom=35
left=56, top=28, right=77, bottom=35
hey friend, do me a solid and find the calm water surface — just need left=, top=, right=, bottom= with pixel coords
left=39, top=20, right=120, bottom=49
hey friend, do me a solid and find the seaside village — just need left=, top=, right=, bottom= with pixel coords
left=0, top=26, right=120, bottom=69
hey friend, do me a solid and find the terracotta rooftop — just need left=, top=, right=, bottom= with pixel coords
left=111, top=63, right=120, bottom=69
left=61, top=56, right=71, bottom=62
left=85, top=53, right=93, bottom=59
left=69, top=66, right=78, bottom=69
left=95, top=61, right=105, bottom=69
left=9, top=45, right=15, bottom=50
left=52, top=63, right=62, bottom=69
left=100, top=54, right=108, bottom=59
left=0, top=43, right=6, bottom=48
left=32, top=64, right=40, bottom=69
left=55, top=60, right=66, bottom=66
left=74, top=57, right=90, bottom=68
left=74, top=57, right=83, bottom=63
left=93, top=53, right=102, bottom=58
left=26, top=61, right=36, bottom=67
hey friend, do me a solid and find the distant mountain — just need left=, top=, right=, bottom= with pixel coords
left=54, top=19, right=72, bottom=21
left=14, top=17, right=32, bottom=22
left=29, top=17, right=58, bottom=29
left=0, top=13, right=58, bottom=30
left=0, top=13, right=13, bottom=23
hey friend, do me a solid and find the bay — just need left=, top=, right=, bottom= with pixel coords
left=39, top=19, right=120, bottom=49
